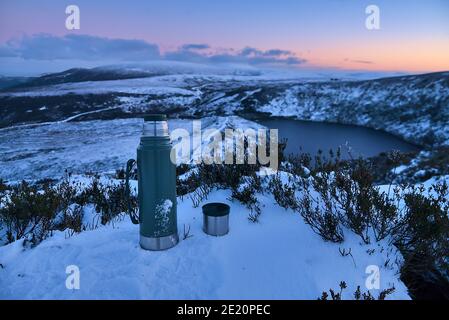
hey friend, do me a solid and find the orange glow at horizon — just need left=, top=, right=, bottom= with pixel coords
left=296, top=39, right=449, bottom=73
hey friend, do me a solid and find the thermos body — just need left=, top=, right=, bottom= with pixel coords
left=126, top=114, right=179, bottom=251
left=137, top=136, right=178, bottom=250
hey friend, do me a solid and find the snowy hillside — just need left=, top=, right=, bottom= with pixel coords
left=0, top=116, right=264, bottom=182
left=0, top=175, right=409, bottom=300
left=1, top=68, right=448, bottom=147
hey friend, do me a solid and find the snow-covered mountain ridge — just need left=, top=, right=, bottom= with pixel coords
left=1, top=69, right=448, bottom=147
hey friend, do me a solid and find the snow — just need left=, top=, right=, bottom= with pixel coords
left=0, top=65, right=396, bottom=99
left=1, top=71, right=448, bottom=148
left=154, top=199, right=173, bottom=236
left=2, top=68, right=446, bottom=299
left=0, top=116, right=265, bottom=182
left=0, top=183, right=409, bottom=299
left=391, top=165, right=409, bottom=175
left=0, top=75, right=197, bottom=97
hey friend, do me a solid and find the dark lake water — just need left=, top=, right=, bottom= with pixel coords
left=258, top=119, right=420, bottom=159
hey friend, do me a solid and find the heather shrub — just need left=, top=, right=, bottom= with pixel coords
left=230, top=176, right=263, bottom=222
left=0, top=180, right=61, bottom=245
left=268, top=174, right=299, bottom=210
left=393, top=182, right=449, bottom=298
left=293, top=149, right=449, bottom=298
left=0, top=175, right=138, bottom=246
left=0, top=179, right=8, bottom=193
left=318, top=281, right=395, bottom=300
left=298, top=186, right=344, bottom=243
left=75, top=177, right=136, bottom=224
left=297, top=152, right=400, bottom=244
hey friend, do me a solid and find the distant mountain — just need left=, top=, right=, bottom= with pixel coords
left=3, top=61, right=263, bottom=90
left=5, top=67, right=155, bottom=89
left=0, top=76, right=31, bottom=90
left=0, top=68, right=448, bottom=147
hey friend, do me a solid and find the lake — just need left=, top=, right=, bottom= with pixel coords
left=258, top=119, right=420, bottom=159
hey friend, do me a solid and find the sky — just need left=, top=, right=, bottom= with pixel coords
left=0, top=0, right=448, bottom=76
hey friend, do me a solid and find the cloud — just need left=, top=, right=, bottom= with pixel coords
left=180, top=43, right=210, bottom=50
left=167, top=45, right=306, bottom=66
left=1, top=34, right=160, bottom=61
left=352, top=60, right=374, bottom=64
left=240, top=47, right=294, bottom=58
left=239, top=47, right=260, bottom=57
left=262, top=49, right=293, bottom=57
left=0, top=34, right=306, bottom=67
left=164, top=50, right=207, bottom=63
left=229, top=46, right=304, bottom=64
left=344, top=58, right=374, bottom=65
left=0, top=45, right=17, bottom=58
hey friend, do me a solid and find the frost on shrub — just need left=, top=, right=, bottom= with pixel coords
left=0, top=175, right=138, bottom=246
left=297, top=154, right=400, bottom=244
left=268, top=174, right=299, bottom=210
left=393, top=182, right=449, bottom=294
left=230, top=176, right=262, bottom=222
left=298, top=187, right=344, bottom=243
left=176, top=157, right=264, bottom=218
left=76, top=178, right=136, bottom=225
left=0, top=181, right=61, bottom=245
left=57, top=204, right=84, bottom=234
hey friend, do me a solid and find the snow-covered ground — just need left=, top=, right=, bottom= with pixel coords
left=0, top=116, right=264, bottom=182
left=0, top=75, right=198, bottom=97
left=0, top=178, right=409, bottom=299
left=0, top=63, right=368, bottom=98
left=1, top=66, right=447, bottom=300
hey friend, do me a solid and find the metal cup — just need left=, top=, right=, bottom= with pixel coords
left=202, top=203, right=230, bottom=236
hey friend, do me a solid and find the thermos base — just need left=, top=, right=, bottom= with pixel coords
left=140, top=233, right=179, bottom=251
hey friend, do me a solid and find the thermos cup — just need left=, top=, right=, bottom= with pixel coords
left=125, top=114, right=179, bottom=250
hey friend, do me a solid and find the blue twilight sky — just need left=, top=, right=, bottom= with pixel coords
left=0, top=0, right=448, bottom=75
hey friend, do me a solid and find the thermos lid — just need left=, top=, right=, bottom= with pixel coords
left=202, top=202, right=230, bottom=217
left=142, top=114, right=169, bottom=137
left=144, top=114, right=167, bottom=122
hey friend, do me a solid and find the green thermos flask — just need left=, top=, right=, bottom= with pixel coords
left=125, top=114, right=179, bottom=250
